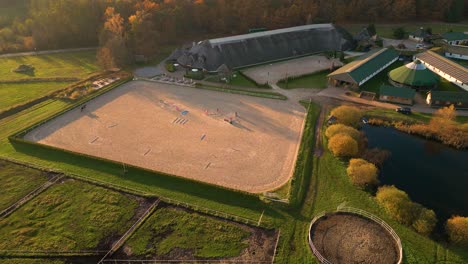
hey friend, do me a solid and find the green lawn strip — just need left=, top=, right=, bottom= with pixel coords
left=449, top=58, right=468, bottom=68
left=204, top=71, right=261, bottom=89
left=0, top=160, right=48, bottom=211
left=195, top=83, right=286, bottom=100
left=359, top=61, right=404, bottom=94
left=277, top=70, right=328, bottom=89
left=0, top=82, right=70, bottom=112
left=340, top=23, right=468, bottom=39
left=365, top=109, right=433, bottom=123
left=288, top=101, right=320, bottom=206
left=125, top=206, right=250, bottom=258
left=0, top=179, right=139, bottom=253
left=437, top=78, right=464, bottom=92
left=0, top=50, right=98, bottom=81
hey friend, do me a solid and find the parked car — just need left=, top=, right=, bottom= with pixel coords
left=396, top=107, right=412, bottom=114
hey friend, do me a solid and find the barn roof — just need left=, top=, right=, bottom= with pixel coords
left=176, top=23, right=355, bottom=71
left=430, top=91, right=468, bottom=103
left=327, top=48, right=399, bottom=85
left=415, top=51, right=468, bottom=84
left=442, top=32, right=468, bottom=42
left=380, top=85, right=415, bottom=99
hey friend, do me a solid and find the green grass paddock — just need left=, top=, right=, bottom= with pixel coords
left=125, top=205, right=250, bottom=258
left=0, top=179, right=139, bottom=252
left=0, top=160, right=48, bottom=211
left=277, top=71, right=329, bottom=89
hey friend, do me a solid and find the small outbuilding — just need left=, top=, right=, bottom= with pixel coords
left=379, top=85, right=416, bottom=105
left=388, top=59, right=439, bottom=90
left=442, top=32, right=468, bottom=45
left=409, top=27, right=431, bottom=42
left=445, top=45, right=468, bottom=61
left=426, top=91, right=468, bottom=109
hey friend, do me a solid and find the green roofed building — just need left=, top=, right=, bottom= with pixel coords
left=379, top=85, right=416, bottom=105
left=328, top=48, right=399, bottom=88
left=442, top=32, right=468, bottom=45
left=426, top=91, right=468, bottom=109
left=388, top=59, right=439, bottom=90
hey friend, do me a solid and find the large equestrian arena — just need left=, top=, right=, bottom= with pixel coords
left=25, top=80, right=306, bottom=193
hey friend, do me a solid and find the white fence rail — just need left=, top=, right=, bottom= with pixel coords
left=308, top=207, right=403, bottom=264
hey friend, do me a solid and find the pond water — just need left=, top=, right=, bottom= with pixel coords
left=362, top=125, right=468, bottom=222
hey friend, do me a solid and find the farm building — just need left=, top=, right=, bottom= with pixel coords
left=409, top=28, right=431, bottom=42
left=174, top=24, right=355, bottom=72
left=327, top=48, right=399, bottom=88
left=442, top=32, right=468, bottom=45
left=415, top=51, right=468, bottom=91
left=426, top=91, right=468, bottom=109
left=445, top=45, right=468, bottom=61
left=388, top=59, right=439, bottom=90
left=379, top=85, right=415, bottom=105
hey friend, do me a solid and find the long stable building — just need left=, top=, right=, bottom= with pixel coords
left=415, top=51, right=468, bottom=91
left=175, top=24, right=354, bottom=71
left=327, top=48, right=399, bottom=88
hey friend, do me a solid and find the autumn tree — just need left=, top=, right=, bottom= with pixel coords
left=446, top=216, right=468, bottom=246
left=376, top=185, right=417, bottom=225
left=128, top=0, right=160, bottom=57
left=325, top=124, right=361, bottom=141
left=346, top=159, right=379, bottom=187
left=412, top=205, right=437, bottom=236
left=330, top=106, right=363, bottom=127
left=98, top=7, right=130, bottom=69
left=328, top=134, right=358, bottom=157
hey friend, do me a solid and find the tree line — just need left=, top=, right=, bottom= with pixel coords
left=0, top=0, right=466, bottom=64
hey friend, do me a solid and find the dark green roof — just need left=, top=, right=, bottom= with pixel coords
left=430, top=91, right=468, bottom=103
left=380, top=85, right=415, bottom=99
left=442, top=32, right=468, bottom=42
left=388, top=60, right=439, bottom=86
left=328, top=48, right=399, bottom=85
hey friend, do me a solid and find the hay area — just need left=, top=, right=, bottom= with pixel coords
left=310, top=212, right=400, bottom=264
left=24, top=81, right=306, bottom=193
left=242, top=55, right=342, bottom=84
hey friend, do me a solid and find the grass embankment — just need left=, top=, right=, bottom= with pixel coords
left=277, top=70, right=328, bottom=89
left=0, top=179, right=138, bottom=253
left=125, top=206, right=250, bottom=258
left=0, top=160, right=48, bottom=211
left=340, top=22, right=468, bottom=38
left=204, top=71, right=263, bottom=89
left=366, top=108, right=468, bottom=124
left=0, top=259, right=64, bottom=264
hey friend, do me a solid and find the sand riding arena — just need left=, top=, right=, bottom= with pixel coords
left=309, top=209, right=402, bottom=264
left=25, top=80, right=306, bottom=193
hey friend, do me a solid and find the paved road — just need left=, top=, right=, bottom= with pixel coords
left=0, top=47, right=97, bottom=58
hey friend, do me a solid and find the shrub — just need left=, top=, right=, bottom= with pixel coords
left=330, top=106, right=362, bottom=127
left=361, top=148, right=391, bottom=167
left=412, top=206, right=437, bottom=236
left=377, top=185, right=437, bottom=235
left=165, top=62, right=176, bottom=72
left=446, top=216, right=468, bottom=246
left=376, top=185, right=416, bottom=225
left=325, top=124, right=361, bottom=141
left=346, top=159, right=379, bottom=187
left=393, top=27, right=406, bottom=39
left=328, top=134, right=358, bottom=157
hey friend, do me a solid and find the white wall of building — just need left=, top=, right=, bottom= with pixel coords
left=419, top=60, right=468, bottom=91
left=445, top=52, right=468, bottom=61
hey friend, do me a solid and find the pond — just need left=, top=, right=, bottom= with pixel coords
left=362, top=125, right=468, bottom=223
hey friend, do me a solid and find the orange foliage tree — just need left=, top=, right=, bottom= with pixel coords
left=328, top=134, right=358, bottom=157
left=446, top=216, right=468, bottom=246
left=330, top=106, right=363, bottom=127
left=346, top=159, right=379, bottom=187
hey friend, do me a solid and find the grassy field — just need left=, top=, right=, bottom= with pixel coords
left=125, top=206, right=250, bottom=258
left=0, top=259, right=64, bottom=264
left=0, top=82, right=70, bottom=112
left=277, top=70, right=328, bottom=89
left=0, top=51, right=98, bottom=81
left=0, top=50, right=99, bottom=113
left=340, top=22, right=468, bottom=38
left=205, top=71, right=268, bottom=89
left=0, top=179, right=139, bottom=252
left=0, top=160, right=48, bottom=211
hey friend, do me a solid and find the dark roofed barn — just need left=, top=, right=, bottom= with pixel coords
left=175, top=24, right=354, bottom=72
left=379, top=85, right=416, bottom=105
left=426, top=91, right=468, bottom=109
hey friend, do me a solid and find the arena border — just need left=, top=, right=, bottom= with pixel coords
left=307, top=206, right=403, bottom=264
